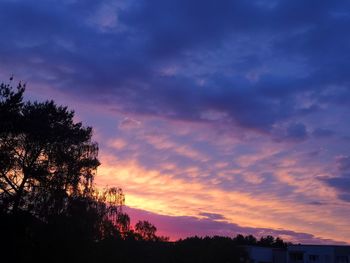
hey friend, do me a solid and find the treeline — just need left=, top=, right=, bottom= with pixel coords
left=0, top=81, right=288, bottom=263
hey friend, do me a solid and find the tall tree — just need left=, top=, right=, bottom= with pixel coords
left=0, top=81, right=100, bottom=218
left=0, top=81, right=25, bottom=209
left=135, top=220, right=158, bottom=241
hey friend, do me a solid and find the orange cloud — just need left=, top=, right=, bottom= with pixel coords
left=96, top=152, right=350, bottom=244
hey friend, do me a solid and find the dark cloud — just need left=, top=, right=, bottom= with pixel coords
left=338, top=193, right=350, bottom=202
left=285, top=123, right=308, bottom=141
left=272, top=122, right=308, bottom=142
left=307, top=201, right=326, bottom=206
left=324, top=176, right=350, bottom=193
left=312, top=128, right=335, bottom=138
left=322, top=156, right=350, bottom=202
left=122, top=0, right=269, bottom=57
left=198, top=212, right=226, bottom=221
left=337, top=156, right=350, bottom=171
left=1, top=0, right=350, bottom=135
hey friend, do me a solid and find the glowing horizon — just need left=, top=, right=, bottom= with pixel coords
left=93, top=118, right=350, bottom=244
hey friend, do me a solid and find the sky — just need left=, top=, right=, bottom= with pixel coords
left=1, top=0, right=350, bottom=244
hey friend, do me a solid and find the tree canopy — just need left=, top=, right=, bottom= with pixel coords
left=0, top=81, right=99, bottom=218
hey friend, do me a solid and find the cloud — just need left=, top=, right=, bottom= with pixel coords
left=337, top=156, right=350, bottom=171
left=199, top=212, right=226, bottom=221
left=273, top=122, right=308, bottom=142
left=125, top=206, right=347, bottom=244
left=119, top=117, right=141, bottom=130
left=325, top=177, right=350, bottom=193
left=1, top=0, right=350, bottom=134
left=322, top=156, right=350, bottom=202
left=312, top=128, right=335, bottom=138
left=96, top=148, right=350, bottom=244
left=286, top=123, right=308, bottom=141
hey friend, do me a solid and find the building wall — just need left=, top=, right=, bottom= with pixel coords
left=274, top=249, right=288, bottom=263
left=245, top=245, right=350, bottom=263
left=334, top=247, right=350, bottom=263
left=244, top=246, right=287, bottom=263
left=247, top=246, right=274, bottom=263
left=287, top=245, right=350, bottom=263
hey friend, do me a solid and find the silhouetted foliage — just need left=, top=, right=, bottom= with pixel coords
left=0, top=81, right=100, bottom=218
left=135, top=220, right=158, bottom=241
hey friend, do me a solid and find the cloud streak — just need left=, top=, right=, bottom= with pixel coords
left=124, top=206, right=347, bottom=245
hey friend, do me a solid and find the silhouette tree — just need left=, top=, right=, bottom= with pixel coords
left=90, top=186, right=127, bottom=240
left=259, top=235, right=275, bottom=247
left=245, top=234, right=257, bottom=245
left=49, top=187, right=125, bottom=243
left=273, top=237, right=287, bottom=248
left=233, top=234, right=246, bottom=244
left=0, top=81, right=99, bottom=218
left=0, top=81, right=25, bottom=208
left=135, top=220, right=158, bottom=241
left=0, top=81, right=126, bottom=262
left=0, top=80, right=24, bottom=128
left=116, top=212, right=131, bottom=236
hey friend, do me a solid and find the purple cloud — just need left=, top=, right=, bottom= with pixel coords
left=125, top=206, right=347, bottom=245
left=322, top=156, right=350, bottom=202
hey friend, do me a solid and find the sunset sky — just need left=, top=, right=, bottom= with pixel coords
left=1, top=0, right=350, bottom=244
